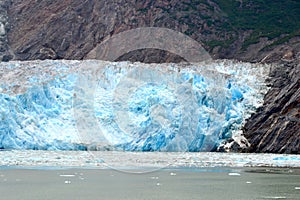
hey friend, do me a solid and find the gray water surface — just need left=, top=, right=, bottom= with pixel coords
left=0, top=167, right=299, bottom=200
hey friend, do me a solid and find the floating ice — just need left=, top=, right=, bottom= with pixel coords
left=273, top=157, right=300, bottom=161
left=59, top=175, right=75, bottom=177
left=228, top=173, right=241, bottom=176
left=0, top=60, right=270, bottom=151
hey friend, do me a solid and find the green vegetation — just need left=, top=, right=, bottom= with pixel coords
left=137, top=8, right=148, bottom=13
left=146, top=0, right=300, bottom=50
left=217, top=0, right=300, bottom=49
left=204, top=37, right=236, bottom=48
left=262, top=30, right=300, bottom=50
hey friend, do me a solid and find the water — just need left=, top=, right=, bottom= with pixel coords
left=0, top=151, right=300, bottom=199
left=0, top=167, right=299, bottom=200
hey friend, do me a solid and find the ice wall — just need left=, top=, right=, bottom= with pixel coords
left=0, top=60, right=270, bottom=151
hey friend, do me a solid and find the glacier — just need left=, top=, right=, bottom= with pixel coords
left=0, top=60, right=270, bottom=151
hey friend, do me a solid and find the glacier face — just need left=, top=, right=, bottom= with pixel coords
left=0, top=60, right=269, bottom=151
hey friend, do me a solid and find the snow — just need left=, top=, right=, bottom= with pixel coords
left=0, top=60, right=270, bottom=151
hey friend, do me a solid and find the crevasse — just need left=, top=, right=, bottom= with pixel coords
left=0, top=60, right=269, bottom=151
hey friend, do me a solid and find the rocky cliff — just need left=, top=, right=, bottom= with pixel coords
left=243, top=60, right=299, bottom=154
left=1, top=0, right=300, bottom=153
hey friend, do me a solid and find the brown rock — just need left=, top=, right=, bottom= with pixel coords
left=282, top=50, right=294, bottom=60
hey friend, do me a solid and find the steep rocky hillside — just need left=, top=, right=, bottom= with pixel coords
left=243, top=60, right=299, bottom=154
left=1, top=0, right=299, bottom=153
left=4, top=0, right=300, bottom=62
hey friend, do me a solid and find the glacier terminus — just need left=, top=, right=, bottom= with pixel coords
left=0, top=60, right=270, bottom=152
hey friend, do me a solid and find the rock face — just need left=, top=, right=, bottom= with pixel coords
left=1, top=0, right=300, bottom=153
left=6, top=0, right=228, bottom=61
left=244, top=61, right=300, bottom=154
left=6, top=0, right=300, bottom=62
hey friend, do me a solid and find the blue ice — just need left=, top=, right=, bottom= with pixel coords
left=0, top=60, right=269, bottom=151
